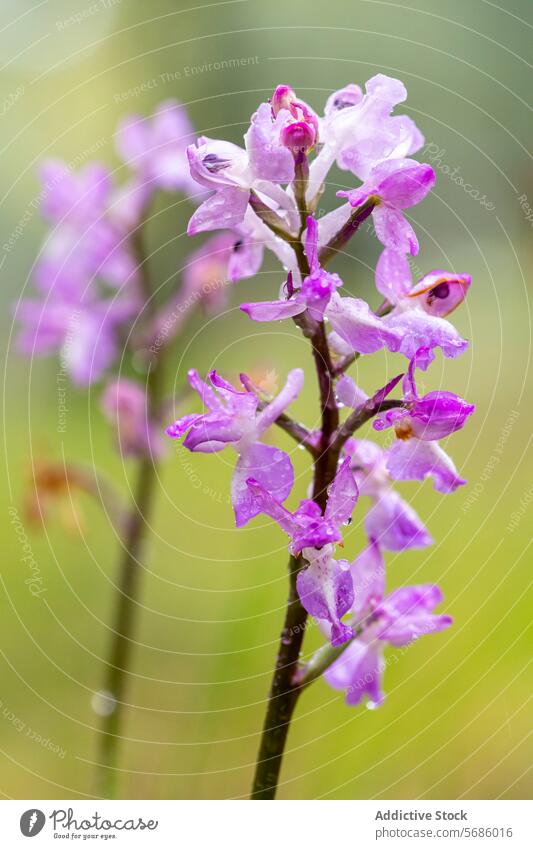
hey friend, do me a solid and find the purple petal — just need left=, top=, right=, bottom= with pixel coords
left=187, top=187, right=249, bottom=235
left=244, top=102, right=295, bottom=183
left=407, top=270, right=471, bottom=318
left=373, top=160, right=436, bottom=209
left=240, top=299, right=306, bottom=322
left=244, top=476, right=297, bottom=534
left=387, top=439, right=466, bottom=493
left=227, top=235, right=264, bottom=282
left=375, top=248, right=412, bottom=304
left=372, top=205, right=419, bottom=255
left=325, top=458, right=359, bottom=526
left=325, top=639, right=385, bottom=707
left=182, top=413, right=243, bottom=452
left=350, top=538, right=385, bottom=617
left=166, top=413, right=203, bottom=439
left=187, top=369, right=224, bottom=412
left=233, top=444, right=294, bottom=527
left=384, top=309, right=469, bottom=365
left=208, top=370, right=258, bottom=418
left=255, top=368, right=304, bottom=433
left=409, top=392, right=475, bottom=441
left=324, top=84, right=363, bottom=116
left=187, top=139, right=249, bottom=189
left=365, top=490, right=433, bottom=551
left=377, top=584, right=453, bottom=646
left=296, top=548, right=354, bottom=646
left=336, top=374, right=369, bottom=408
left=300, top=269, right=341, bottom=321
left=326, top=292, right=402, bottom=354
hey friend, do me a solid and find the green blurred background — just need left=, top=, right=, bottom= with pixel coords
left=1, top=0, right=531, bottom=799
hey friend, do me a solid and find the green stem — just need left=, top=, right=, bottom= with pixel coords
left=249, top=554, right=308, bottom=799
left=96, top=224, right=165, bottom=798
left=250, top=209, right=340, bottom=799
left=296, top=633, right=357, bottom=689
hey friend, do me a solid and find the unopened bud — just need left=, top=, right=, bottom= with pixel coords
left=280, top=120, right=316, bottom=154
left=271, top=84, right=297, bottom=116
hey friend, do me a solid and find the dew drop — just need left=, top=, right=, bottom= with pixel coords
left=91, top=690, right=117, bottom=717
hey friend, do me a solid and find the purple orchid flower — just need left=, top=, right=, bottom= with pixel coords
left=325, top=539, right=452, bottom=706
left=335, top=373, right=432, bottom=550
left=308, top=74, right=424, bottom=198
left=376, top=248, right=470, bottom=366
left=16, top=291, right=138, bottom=386
left=374, top=346, right=475, bottom=441
left=343, top=432, right=433, bottom=552
left=246, top=458, right=359, bottom=646
left=326, top=291, right=402, bottom=355
left=373, top=347, right=474, bottom=493
left=35, top=160, right=138, bottom=296
left=115, top=99, right=198, bottom=198
left=338, top=158, right=436, bottom=256
left=101, top=379, right=165, bottom=459
left=166, top=368, right=304, bottom=527
left=186, top=101, right=301, bottom=236
left=240, top=216, right=341, bottom=322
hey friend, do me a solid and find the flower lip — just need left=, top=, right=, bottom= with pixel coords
left=407, top=271, right=471, bottom=317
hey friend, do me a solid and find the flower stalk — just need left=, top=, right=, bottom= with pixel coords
left=96, top=224, right=165, bottom=799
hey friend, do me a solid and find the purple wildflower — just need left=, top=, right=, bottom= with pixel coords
left=344, top=435, right=433, bottom=551
left=325, top=540, right=452, bottom=706
left=309, top=74, right=424, bottom=196
left=166, top=368, right=304, bottom=527
left=115, top=99, right=198, bottom=197
left=246, top=459, right=359, bottom=646
left=373, top=347, right=474, bottom=493
left=338, top=158, right=436, bottom=256
left=240, top=216, right=341, bottom=322
left=101, top=379, right=165, bottom=458
left=34, top=160, right=137, bottom=296
left=377, top=249, right=471, bottom=366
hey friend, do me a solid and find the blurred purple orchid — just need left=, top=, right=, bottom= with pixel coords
left=16, top=290, right=138, bottom=386
left=34, top=160, right=138, bottom=296
left=101, top=378, right=165, bottom=458
left=115, top=99, right=198, bottom=198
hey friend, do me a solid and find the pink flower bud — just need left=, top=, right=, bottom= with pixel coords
left=280, top=120, right=316, bottom=153
left=270, top=84, right=297, bottom=116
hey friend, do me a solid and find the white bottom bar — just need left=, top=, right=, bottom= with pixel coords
left=1, top=799, right=530, bottom=847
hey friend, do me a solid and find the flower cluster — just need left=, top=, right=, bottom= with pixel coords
left=15, top=100, right=271, bottom=458
left=168, top=76, right=474, bottom=706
